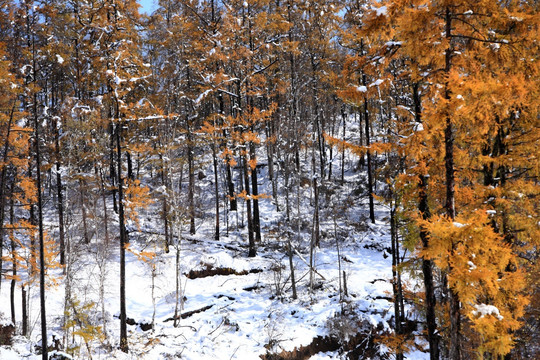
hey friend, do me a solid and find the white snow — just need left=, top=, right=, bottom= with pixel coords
left=370, top=79, right=384, bottom=87
left=472, top=304, right=503, bottom=320
left=375, top=6, right=387, bottom=16
left=56, top=54, right=64, bottom=64
left=356, top=85, right=367, bottom=93
left=0, top=113, right=429, bottom=360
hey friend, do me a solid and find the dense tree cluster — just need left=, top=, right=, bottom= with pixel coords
left=0, top=0, right=538, bottom=359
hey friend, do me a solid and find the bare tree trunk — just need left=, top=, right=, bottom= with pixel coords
left=22, top=285, right=27, bottom=336
left=80, top=179, right=90, bottom=244
left=250, top=142, right=261, bottom=242
left=34, top=89, right=48, bottom=360
left=265, top=118, right=279, bottom=211
left=116, top=122, right=128, bottom=353
left=99, top=169, right=110, bottom=248
left=187, top=131, right=196, bottom=235
left=159, top=155, right=170, bottom=252
left=390, top=204, right=404, bottom=360
left=287, top=237, right=297, bottom=300
left=341, top=107, right=346, bottom=184
left=54, top=116, right=65, bottom=267
left=9, top=183, right=16, bottom=327
left=0, top=103, right=16, bottom=293
left=212, top=142, right=220, bottom=240
left=362, top=75, right=375, bottom=224
left=242, top=153, right=256, bottom=257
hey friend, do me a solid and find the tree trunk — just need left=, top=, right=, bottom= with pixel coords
left=9, top=183, right=16, bottom=327
left=54, top=115, right=65, bottom=267
left=362, top=75, right=375, bottom=224
left=444, top=8, right=460, bottom=360
left=22, top=285, right=27, bottom=336
left=390, top=205, right=404, bottom=360
left=288, top=237, right=297, bottom=300
left=250, top=142, right=261, bottom=242
left=414, top=82, right=440, bottom=360
left=80, top=179, right=90, bottom=244
left=0, top=104, right=16, bottom=293
left=242, top=153, right=256, bottom=257
left=212, top=141, right=220, bottom=240
left=187, top=131, right=196, bottom=235
left=265, top=119, right=279, bottom=211
left=34, top=90, right=48, bottom=360
left=116, top=122, right=128, bottom=353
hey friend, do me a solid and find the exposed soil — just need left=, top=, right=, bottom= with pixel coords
left=260, top=329, right=386, bottom=360
left=185, top=264, right=263, bottom=279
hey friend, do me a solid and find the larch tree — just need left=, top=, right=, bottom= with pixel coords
left=360, top=0, right=538, bottom=358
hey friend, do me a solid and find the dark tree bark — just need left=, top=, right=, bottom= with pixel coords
left=34, top=91, right=48, bottom=360
left=242, top=152, right=256, bottom=257
left=22, top=285, right=27, bottom=336
left=116, top=122, right=128, bottom=353
left=53, top=115, right=65, bottom=267
left=249, top=141, right=261, bottom=243
left=390, top=205, right=404, bottom=360
left=187, top=128, right=196, bottom=235
left=0, top=104, right=15, bottom=293
left=9, top=182, right=16, bottom=327
left=362, top=74, right=376, bottom=224
left=444, top=8, right=460, bottom=360
left=211, top=141, right=220, bottom=240
left=413, top=82, right=440, bottom=360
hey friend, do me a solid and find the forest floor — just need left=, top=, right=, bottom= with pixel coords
left=1, top=154, right=430, bottom=359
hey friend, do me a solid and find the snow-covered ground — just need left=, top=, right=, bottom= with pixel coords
left=1, top=127, right=429, bottom=359
left=0, top=203, right=427, bottom=359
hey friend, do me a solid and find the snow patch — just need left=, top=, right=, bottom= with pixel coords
left=369, top=79, right=384, bottom=87
left=472, top=304, right=503, bottom=320
left=375, top=6, right=387, bottom=16
left=356, top=85, right=367, bottom=93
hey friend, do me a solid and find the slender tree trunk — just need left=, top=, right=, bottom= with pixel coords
left=414, top=82, right=440, bottom=360
left=390, top=204, right=404, bottom=360
left=242, top=153, right=256, bottom=257
left=313, top=176, right=320, bottom=247
left=22, top=285, right=27, bottom=336
left=54, top=117, right=65, bottom=267
left=9, top=183, right=16, bottom=327
left=109, top=122, right=118, bottom=214
left=99, top=169, right=110, bottom=248
left=287, top=237, right=297, bottom=300
left=80, top=179, right=90, bottom=244
left=187, top=130, right=196, bottom=235
left=265, top=118, right=279, bottom=211
left=34, top=91, right=48, bottom=360
left=116, top=122, right=128, bottom=353
left=444, top=8, right=460, bottom=360
left=362, top=75, right=375, bottom=224
left=212, top=141, right=220, bottom=240
left=0, top=104, right=16, bottom=293
left=159, top=155, right=170, bottom=252
left=250, top=142, right=261, bottom=242
left=341, top=107, right=346, bottom=184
